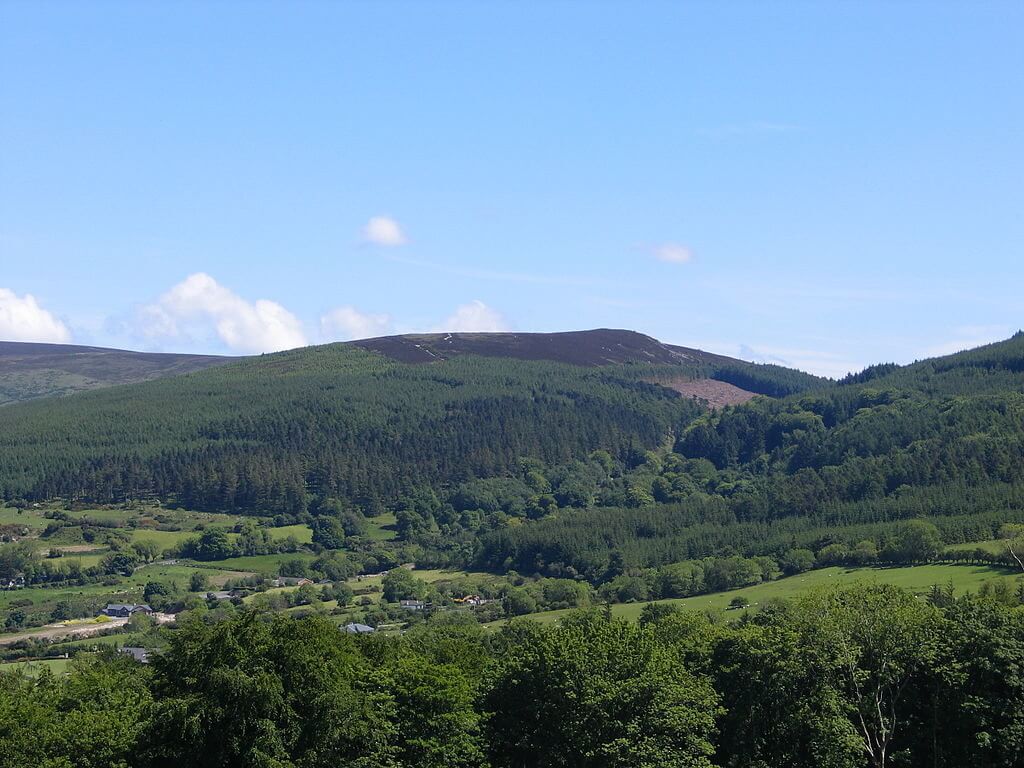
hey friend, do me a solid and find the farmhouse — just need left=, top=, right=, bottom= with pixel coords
left=342, top=622, right=375, bottom=634
left=453, top=594, right=492, bottom=606
left=204, top=590, right=235, bottom=601
left=399, top=599, right=427, bottom=611
left=103, top=603, right=153, bottom=618
left=119, top=646, right=151, bottom=663
left=270, top=577, right=313, bottom=588
left=2, top=576, right=25, bottom=590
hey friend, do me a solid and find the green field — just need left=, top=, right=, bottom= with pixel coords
left=129, top=528, right=202, bottom=550
left=0, top=506, right=316, bottom=626
left=490, top=563, right=1022, bottom=626
left=0, top=658, right=71, bottom=676
left=0, top=560, right=251, bottom=619
left=266, top=524, right=312, bottom=544
left=197, top=551, right=318, bottom=573
left=945, top=538, right=1011, bottom=555
left=363, top=512, right=398, bottom=542
left=63, top=507, right=144, bottom=523
left=345, top=567, right=476, bottom=592
left=58, top=552, right=109, bottom=568
left=0, top=506, right=48, bottom=529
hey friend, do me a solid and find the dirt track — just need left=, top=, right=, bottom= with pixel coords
left=0, top=618, right=129, bottom=646
left=0, top=612, right=174, bottom=646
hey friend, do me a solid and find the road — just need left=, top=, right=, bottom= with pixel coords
left=0, top=612, right=174, bottom=646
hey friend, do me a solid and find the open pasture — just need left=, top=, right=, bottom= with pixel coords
left=490, top=563, right=1022, bottom=626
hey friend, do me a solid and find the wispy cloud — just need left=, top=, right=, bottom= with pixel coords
left=652, top=243, right=694, bottom=264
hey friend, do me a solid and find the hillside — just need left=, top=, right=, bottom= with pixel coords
left=0, top=341, right=230, bottom=405
left=353, top=328, right=737, bottom=366
left=2, top=329, right=1023, bottom=587
left=477, top=333, right=1024, bottom=577
left=353, top=328, right=824, bottom=399
left=0, top=329, right=821, bottom=512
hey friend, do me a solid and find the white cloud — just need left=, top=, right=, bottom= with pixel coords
left=362, top=216, right=408, bottom=247
left=653, top=243, right=694, bottom=264
left=320, top=306, right=392, bottom=341
left=0, top=288, right=72, bottom=343
left=437, top=300, right=509, bottom=333
left=143, top=273, right=306, bottom=353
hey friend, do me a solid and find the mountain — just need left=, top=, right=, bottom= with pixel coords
left=479, top=331, right=1024, bottom=576
left=353, top=329, right=823, bottom=399
left=0, top=329, right=821, bottom=510
left=352, top=328, right=736, bottom=367
left=1, top=327, right=1023, bottom=582
left=0, top=330, right=821, bottom=407
left=9, top=327, right=1023, bottom=579
left=0, top=341, right=231, bottom=405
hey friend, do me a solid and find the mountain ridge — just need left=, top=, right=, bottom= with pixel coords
left=1, top=329, right=819, bottom=406
left=351, top=328, right=743, bottom=367
left=0, top=341, right=231, bottom=405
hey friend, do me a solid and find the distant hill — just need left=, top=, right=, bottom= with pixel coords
left=0, top=330, right=825, bottom=406
left=352, top=328, right=739, bottom=367
left=0, top=341, right=231, bottom=405
left=0, top=329, right=824, bottom=510
left=351, top=329, right=824, bottom=401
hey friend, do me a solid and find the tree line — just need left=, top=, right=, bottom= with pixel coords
left=1, top=583, right=1022, bottom=768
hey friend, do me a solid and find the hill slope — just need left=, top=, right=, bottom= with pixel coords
left=0, top=329, right=820, bottom=511
left=352, top=328, right=737, bottom=366
left=477, top=333, right=1024, bottom=577
left=0, top=341, right=230, bottom=405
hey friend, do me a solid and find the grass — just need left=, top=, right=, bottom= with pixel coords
left=48, top=631, right=149, bottom=652
left=0, top=506, right=48, bottom=529
left=63, top=507, right=142, bottom=523
left=196, top=552, right=317, bottom=574
left=344, top=567, right=477, bottom=592
left=55, top=552, right=109, bottom=568
left=0, top=562, right=251, bottom=620
left=488, top=563, right=1023, bottom=627
left=363, top=512, right=398, bottom=542
left=266, top=524, right=312, bottom=544
left=129, top=563, right=251, bottom=588
left=0, top=658, right=71, bottom=676
left=945, top=538, right=1011, bottom=555
left=129, top=528, right=201, bottom=550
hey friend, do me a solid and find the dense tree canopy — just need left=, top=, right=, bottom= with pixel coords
left=1, top=584, right=1022, bottom=767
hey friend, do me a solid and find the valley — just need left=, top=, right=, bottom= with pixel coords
left=2, top=329, right=1023, bottom=767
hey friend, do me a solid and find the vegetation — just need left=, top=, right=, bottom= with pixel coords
left=1, top=584, right=1022, bottom=767
left=0, top=332, right=818, bottom=513
left=0, top=340, right=228, bottom=405
left=2, top=331, right=1024, bottom=763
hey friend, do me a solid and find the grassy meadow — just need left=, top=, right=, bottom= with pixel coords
left=487, top=562, right=1023, bottom=626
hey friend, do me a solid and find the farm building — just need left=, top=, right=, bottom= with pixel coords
left=342, top=623, right=375, bottom=634
left=103, top=603, right=153, bottom=618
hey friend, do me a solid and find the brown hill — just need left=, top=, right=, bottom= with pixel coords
left=351, top=328, right=744, bottom=367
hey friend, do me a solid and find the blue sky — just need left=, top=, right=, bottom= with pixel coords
left=1, top=1, right=1021, bottom=377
